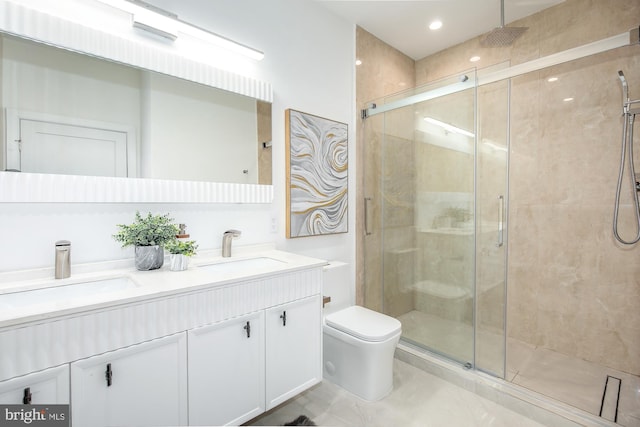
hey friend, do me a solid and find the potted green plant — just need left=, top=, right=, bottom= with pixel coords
left=165, top=239, right=199, bottom=272
left=113, top=211, right=179, bottom=270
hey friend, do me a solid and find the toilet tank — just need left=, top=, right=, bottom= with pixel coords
left=323, top=261, right=352, bottom=315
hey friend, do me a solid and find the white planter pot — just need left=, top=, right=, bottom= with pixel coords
left=169, top=254, right=190, bottom=271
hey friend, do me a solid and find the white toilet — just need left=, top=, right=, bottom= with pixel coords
left=322, top=262, right=402, bottom=401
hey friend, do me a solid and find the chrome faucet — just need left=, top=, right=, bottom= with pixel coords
left=55, top=240, right=71, bottom=279
left=221, top=230, right=241, bottom=257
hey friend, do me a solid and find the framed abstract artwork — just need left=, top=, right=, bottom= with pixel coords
left=285, top=109, right=348, bottom=238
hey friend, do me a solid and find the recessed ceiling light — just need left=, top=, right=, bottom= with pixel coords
left=563, top=97, right=574, bottom=102
left=548, top=77, right=559, bottom=82
left=469, top=56, right=481, bottom=62
left=429, top=20, right=443, bottom=30
left=355, top=59, right=362, bottom=66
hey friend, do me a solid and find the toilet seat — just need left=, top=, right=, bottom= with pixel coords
left=325, top=306, right=401, bottom=342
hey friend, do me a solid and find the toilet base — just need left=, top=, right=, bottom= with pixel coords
left=323, top=325, right=401, bottom=401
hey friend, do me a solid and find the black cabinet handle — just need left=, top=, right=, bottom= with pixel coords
left=22, top=387, right=32, bottom=405
left=105, top=363, right=113, bottom=387
left=280, top=311, right=287, bottom=326
left=244, top=321, right=251, bottom=338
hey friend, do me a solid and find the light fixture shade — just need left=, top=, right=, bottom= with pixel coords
left=97, top=0, right=263, bottom=60
left=133, top=10, right=178, bottom=40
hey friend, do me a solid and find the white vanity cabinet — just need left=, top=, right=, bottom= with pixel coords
left=189, top=295, right=323, bottom=425
left=0, top=251, right=324, bottom=427
left=266, top=295, right=322, bottom=410
left=0, top=365, right=69, bottom=405
left=188, top=311, right=265, bottom=426
left=70, top=333, right=188, bottom=427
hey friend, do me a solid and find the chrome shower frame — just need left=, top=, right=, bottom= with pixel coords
left=613, top=70, right=640, bottom=245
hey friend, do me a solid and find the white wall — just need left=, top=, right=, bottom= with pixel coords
left=0, top=0, right=356, bottom=302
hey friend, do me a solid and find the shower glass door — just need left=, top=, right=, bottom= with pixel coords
left=362, top=70, right=508, bottom=376
left=475, top=78, right=509, bottom=377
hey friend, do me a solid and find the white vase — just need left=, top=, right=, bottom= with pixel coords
left=169, top=254, right=190, bottom=271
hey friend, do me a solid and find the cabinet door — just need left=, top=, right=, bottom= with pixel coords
left=265, top=295, right=322, bottom=409
left=188, top=311, right=265, bottom=426
left=71, top=333, right=187, bottom=427
left=0, top=365, right=69, bottom=404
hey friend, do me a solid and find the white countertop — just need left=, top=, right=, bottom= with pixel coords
left=0, top=244, right=327, bottom=329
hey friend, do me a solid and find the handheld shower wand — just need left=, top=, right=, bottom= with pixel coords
left=618, top=70, right=627, bottom=96
left=619, top=71, right=630, bottom=114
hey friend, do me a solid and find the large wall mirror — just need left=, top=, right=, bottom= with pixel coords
left=0, top=0, right=273, bottom=203
left=1, top=34, right=272, bottom=185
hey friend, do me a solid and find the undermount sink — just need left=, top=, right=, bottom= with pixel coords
left=0, top=276, right=139, bottom=309
left=197, top=257, right=286, bottom=274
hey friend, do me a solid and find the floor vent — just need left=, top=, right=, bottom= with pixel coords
left=599, top=375, right=621, bottom=423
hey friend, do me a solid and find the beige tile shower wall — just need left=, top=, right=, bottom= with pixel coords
left=382, top=117, right=417, bottom=317
left=415, top=0, right=640, bottom=375
left=257, top=100, right=272, bottom=185
left=356, top=27, right=415, bottom=313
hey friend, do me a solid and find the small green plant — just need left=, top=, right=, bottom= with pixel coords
left=165, top=239, right=199, bottom=257
left=113, top=211, right=179, bottom=247
left=444, top=207, right=471, bottom=222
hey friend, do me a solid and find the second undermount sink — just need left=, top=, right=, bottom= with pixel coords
left=197, top=257, right=286, bottom=274
left=0, top=276, right=139, bottom=310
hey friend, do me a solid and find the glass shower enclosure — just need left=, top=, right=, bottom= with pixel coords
left=362, top=70, right=509, bottom=377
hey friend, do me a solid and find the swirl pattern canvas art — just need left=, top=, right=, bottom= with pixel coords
left=286, top=109, right=348, bottom=238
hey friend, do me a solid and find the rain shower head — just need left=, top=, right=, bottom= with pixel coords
left=481, top=0, right=528, bottom=47
left=482, top=26, right=528, bottom=47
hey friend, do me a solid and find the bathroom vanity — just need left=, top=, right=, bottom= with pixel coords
left=0, top=246, right=325, bottom=426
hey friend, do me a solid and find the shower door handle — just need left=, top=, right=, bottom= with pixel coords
left=364, top=197, right=373, bottom=236
left=496, top=195, right=504, bottom=247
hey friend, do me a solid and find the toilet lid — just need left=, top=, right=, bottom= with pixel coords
left=325, top=306, right=401, bottom=342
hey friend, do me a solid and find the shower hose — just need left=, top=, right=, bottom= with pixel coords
left=613, top=87, right=640, bottom=245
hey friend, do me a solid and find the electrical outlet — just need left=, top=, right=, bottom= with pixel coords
left=270, top=216, right=278, bottom=233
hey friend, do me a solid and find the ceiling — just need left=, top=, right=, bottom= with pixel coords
left=313, top=0, right=565, bottom=60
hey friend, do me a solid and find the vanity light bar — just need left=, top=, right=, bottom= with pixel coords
left=96, top=0, right=264, bottom=60
left=132, top=9, right=178, bottom=41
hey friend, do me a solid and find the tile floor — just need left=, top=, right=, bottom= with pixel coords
left=509, top=340, right=640, bottom=427
left=398, top=309, right=640, bottom=426
left=247, top=359, right=549, bottom=427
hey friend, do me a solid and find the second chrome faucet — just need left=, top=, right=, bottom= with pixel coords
left=55, top=240, right=71, bottom=279
left=222, top=230, right=241, bottom=257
